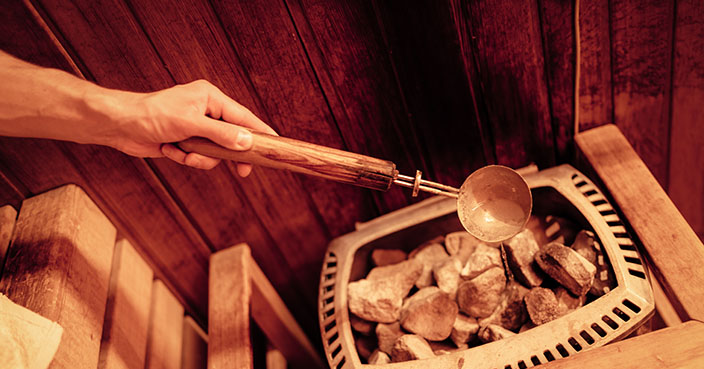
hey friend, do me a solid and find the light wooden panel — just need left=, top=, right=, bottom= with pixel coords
left=181, top=316, right=208, bottom=369
left=98, top=239, right=154, bottom=369
left=0, top=205, right=16, bottom=268
left=576, top=124, right=704, bottom=321
left=669, top=0, right=704, bottom=241
left=145, top=280, right=185, bottom=369
left=610, top=0, right=675, bottom=187
left=0, top=185, right=116, bottom=369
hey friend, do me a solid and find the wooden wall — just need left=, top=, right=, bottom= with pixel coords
left=0, top=0, right=701, bottom=343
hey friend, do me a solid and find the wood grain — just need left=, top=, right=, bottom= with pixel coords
left=209, top=245, right=252, bottom=369
left=576, top=124, right=704, bottom=321
left=0, top=184, right=116, bottom=369
left=0, top=205, right=16, bottom=271
left=372, top=0, right=490, bottom=187
left=668, top=0, right=704, bottom=242
left=181, top=316, right=208, bottom=369
left=145, top=280, right=184, bottom=369
left=610, top=0, right=675, bottom=187
left=455, top=0, right=555, bottom=169
left=98, top=239, right=153, bottom=369
left=537, top=321, right=704, bottom=368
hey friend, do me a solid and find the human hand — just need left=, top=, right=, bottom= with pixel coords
left=104, top=80, right=276, bottom=175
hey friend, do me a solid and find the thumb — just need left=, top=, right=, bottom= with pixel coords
left=194, top=116, right=252, bottom=151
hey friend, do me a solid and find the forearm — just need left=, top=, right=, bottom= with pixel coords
left=0, top=50, right=127, bottom=145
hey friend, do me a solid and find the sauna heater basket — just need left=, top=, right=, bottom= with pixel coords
left=318, top=164, right=654, bottom=369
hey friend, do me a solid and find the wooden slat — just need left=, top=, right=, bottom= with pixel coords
left=0, top=205, right=16, bottom=269
left=0, top=184, right=116, bottom=369
left=669, top=0, right=704, bottom=241
left=98, top=239, right=154, bottom=369
left=181, top=316, right=208, bottom=369
left=610, top=0, right=675, bottom=187
left=266, top=345, right=287, bottom=369
left=145, top=280, right=185, bottom=369
left=454, top=0, right=555, bottom=168
left=535, top=321, right=704, bottom=368
left=371, top=0, right=489, bottom=186
left=576, top=124, right=704, bottom=321
left=209, top=245, right=252, bottom=369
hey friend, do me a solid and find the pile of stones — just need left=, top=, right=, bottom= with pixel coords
left=346, top=215, right=616, bottom=364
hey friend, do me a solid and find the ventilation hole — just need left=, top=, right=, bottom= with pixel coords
left=571, top=173, right=579, bottom=179
left=624, top=256, right=642, bottom=265
left=623, top=299, right=642, bottom=313
left=324, top=296, right=334, bottom=305
left=324, top=285, right=333, bottom=293
left=531, top=356, right=541, bottom=365
left=327, top=332, right=339, bottom=345
left=600, top=209, right=616, bottom=216
left=613, top=307, right=631, bottom=322
left=504, top=366, right=512, bottom=369
left=628, top=269, right=647, bottom=279
left=324, top=273, right=335, bottom=281
left=568, top=337, right=582, bottom=351
left=607, top=220, right=623, bottom=226
left=336, top=357, right=346, bottom=369
left=579, top=331, right=595, bottom=345
left=556, top=344, right=569, bottom=358
left=602, top=315, right=619, bottom=329
left=613, top=232, right=629, bottom=238
left=584, top=189, right=598, bottom=196
left=517, top=361, right=527, bottom=369
left=331, top=344, right=342, bottom=357
left=323, top=308, right=335, bottom=318
left=592, top=199, right=608, bottom=206
left=544, top=350, right=556, bottom=362
left=619, top=244, right=637, bottom=251
left=574, top=180, right=587, bottom=187
left=591, top=323, right=607, bottom=337
left=324, top=320, right=336, bottom=332
left=326, top=261, right=337, bottom=268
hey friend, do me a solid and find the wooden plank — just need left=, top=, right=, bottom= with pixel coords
left=668, top=0, right=704, bottom=241
left=181, top=316, right=208, bottom=369
left=0, top=184, right=116, bottom=369
left=535, top=321, right=704, bottom=368
left=98, top=239, right=154, bottom=369
left=145, top=280, right=184, bottom=369
left=0, top=205, right=16, bottom=271
left=266, top=345, right=287, bottom=369
left=577, top=0, right=612, bottom=130
left=209, top=245, right=252, bottom=369
left=371, top=0, right=489, bottom=187
left=576, top=124, right=704, bottom=321
left=610, top=0, right=675, bottom=187
left=455, top=0, right=555, bottom=168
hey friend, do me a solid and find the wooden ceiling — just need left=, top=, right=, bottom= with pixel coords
left=0, top=0, right=701, bottom=343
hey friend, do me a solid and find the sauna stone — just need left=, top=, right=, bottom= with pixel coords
left=535, top=242, right=596, bottom=296
left=457, top=266, right=507, bottom=318
left=571, top=230, right=615, bottom=296
left=372, top=248, right=408, bottom=267
left=355, top=335, right=376, bottom=360
left=350, top=313, right=375, bottom=336
left=525, top=287, right=560, bottom=325
left=504, top=228, right=544, bottom=287
left=376, top=322, right=405, bottom=355
left=410, top=243, right=449, bottom=288
left=348, top=259, right=423, bottom=322
left=444, top=231, right=481, bottom=264
left=368, top=350, right=391, bottom=364
left=400, top=288, right=458, bottom=341
left=450, top=313, right=479, bottom=348
left=478, top=324, right=516, bottom=343
left=390, top=335, right=436, bottom=362
left=432, top=257, right=463, bottom=298
left=460, top=243, right=502, bottom=280
left=554, top=286, right=585, bottom=315
left=479, top=281, right=529, bottom=331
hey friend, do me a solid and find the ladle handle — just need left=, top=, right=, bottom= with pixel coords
left=177, top=132, right=398, bottom=191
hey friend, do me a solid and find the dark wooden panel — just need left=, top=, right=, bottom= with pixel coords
left=454, top=0, right=556, bottom=169
left=577, top=0, right=612, bottom=130
left=669, top=0, right=704, bottom=241
left=610, top=0, right=675, bottom=187
left=372, top=0, right=489, bottom=187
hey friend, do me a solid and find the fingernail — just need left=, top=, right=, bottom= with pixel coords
left=235, top=130, right=252, bottom=150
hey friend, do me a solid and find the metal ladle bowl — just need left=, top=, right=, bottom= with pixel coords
left=457, top=165, right=532, bottom=243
